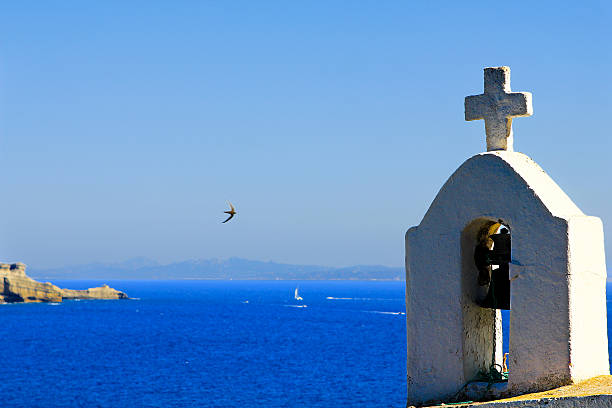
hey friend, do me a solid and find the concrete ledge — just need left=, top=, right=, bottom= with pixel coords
left=424, top=375, right=612, bottom=408
left=464, top=394, right=612, bottom=407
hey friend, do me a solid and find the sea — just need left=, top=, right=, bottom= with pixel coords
left=1, top=280, right=611, bottom=408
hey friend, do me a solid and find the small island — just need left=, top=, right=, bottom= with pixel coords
left=0, top=262, right=128, bottom=303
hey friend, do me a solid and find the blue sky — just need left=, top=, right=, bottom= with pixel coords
left=0, top=1, right=610, bottom=268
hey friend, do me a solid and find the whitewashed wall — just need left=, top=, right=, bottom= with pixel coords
left=405, top=151, right=609, bottom=405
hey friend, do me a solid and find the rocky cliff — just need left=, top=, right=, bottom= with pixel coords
left=60, top=284, right=128, bottom=300
left=0, top=262, right=128, bottom=303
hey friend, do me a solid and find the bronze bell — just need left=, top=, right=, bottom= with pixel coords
left=477, top=228, right=511, bottom=310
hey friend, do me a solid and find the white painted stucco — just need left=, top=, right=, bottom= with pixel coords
left=405, top=151, right=609, bottom=405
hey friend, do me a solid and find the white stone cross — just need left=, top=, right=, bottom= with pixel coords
left=465, top=66, right=533, bottom=151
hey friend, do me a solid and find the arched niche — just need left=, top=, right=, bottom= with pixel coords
left=460, top=217, right=505, bottom=382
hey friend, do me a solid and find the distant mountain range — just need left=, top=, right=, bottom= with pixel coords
left=28, top=257, right=404, bottom=281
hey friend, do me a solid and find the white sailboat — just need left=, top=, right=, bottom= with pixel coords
left=294, top=287, right=303, bottom=301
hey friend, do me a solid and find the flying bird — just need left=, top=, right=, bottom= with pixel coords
left=222, top=201, right=236, bottom=223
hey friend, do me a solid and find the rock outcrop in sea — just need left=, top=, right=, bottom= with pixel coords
left=0, top=262, right=128, bottom=303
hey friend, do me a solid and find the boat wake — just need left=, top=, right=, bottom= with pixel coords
left=285, top=305, right=308, bottom=308
left=365, top=310, right=405, bottom=315
left=326, top=297, right=396, bottom=301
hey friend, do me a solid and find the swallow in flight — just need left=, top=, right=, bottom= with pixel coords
left=223, top=201, right=236, bottom=223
